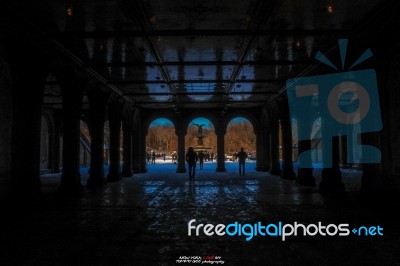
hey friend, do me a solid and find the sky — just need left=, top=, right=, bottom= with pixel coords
left=149, top=117, right=250, bottom=128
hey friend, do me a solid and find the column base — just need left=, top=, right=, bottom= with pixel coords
left=296, top=168, right=315, bottom=186
left=140, top=168, right=147, bottom=173
left=58, top=183, right=84, bottom=196
left=260, top=165, right=270, bottom=172
left=107, top=172, right=121, bottom=182
left=121, top=169, right=133, bottom=177
left=216, top=167, right=226, bottom=172
left=319, top=168, right=345, bottom=196
left=87, top=177, right=106, bottom=188
left=281, top=168, right=296, bottom=180
left=270, top=167, right=281, bottom=176
left=255, top=166, right=262, bottom=171
left=176, top=167, right=186, bottom=173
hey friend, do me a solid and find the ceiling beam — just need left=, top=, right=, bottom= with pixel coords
left=120, top=0, right=182, bottom=110
left=50, top=29, right=352, bottom=38
left=87, top=59, right=313, bottom=67
left=218, top=0, right=280, bottom=109
left=123, top=91, right=278, bottom=96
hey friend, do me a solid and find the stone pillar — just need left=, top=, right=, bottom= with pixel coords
left=261, top=128, right=271, bottom=172
left=319, top=135, right=345, bottom=196
left=339, top=135, right=349, bottom=168
left=216, top=127, right=226, bottom=172
left=132, top=129, right=141, bottom=173
left=255, top=129, right=263, bottom=171
left=360, top=132, right=381, bottom=197
left=121, top=117, right=133, bottom=177
left=52, top=115, right=61, bottom=173
left=140, top=131, right=147, bottom=173
left=0, top=53, right=12, bottom=200
left=86, top=90, right=108, bottom=188
left=269, top=118, right=281, bottom=175
left=176, top=126, right=187, bottom=173
left=5, top=51, right=44, bottom=197
left=107, top=99, right=122, bottom=182
left=58, top=72, right=85, bottom=195
left=281, top=114, right=295, bottom=179
left=296, top=139, right=315, bottom=186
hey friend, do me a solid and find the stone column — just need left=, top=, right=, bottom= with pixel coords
left=47, top=113, right=61, bottom=173
left=319, top=135, right=345, bottom=196
left=255, top=129, right=263, bottom=171
left=261, top=128, right=271, bottom=172
left=0, top=54, right=12, bottom=199
left=52, top=115, right=61, bottom=173
left=360, top=132, right=381, bottom=197
left=9, top=58, right=44, bottom=197
left=281, top=111, right=295, bottom=179
left=296, top=139, right=315, bottom=186
left=269, top=118, right=281, bottom=175
left=339, top=135, right=349, bottom=168
left=107, top=99, right=122, bottom=182
left=58, top=72, right=85, bottom=195
left=216, top=127, right=226, bottom=172
left=140, top=131, right=147, bottom=173
left=86, top=90, right=108, bottom=188
left=176, top=126, right=187, bottom=173
left=132, top=129, right=141, bottom=173
left=121, top=117, right=133, bottom=177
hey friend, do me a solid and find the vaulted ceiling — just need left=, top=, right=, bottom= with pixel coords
left=6, top=0, right=390, bottom=114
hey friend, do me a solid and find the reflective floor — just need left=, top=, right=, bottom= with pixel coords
left=1, top=163, right=399, bottom=265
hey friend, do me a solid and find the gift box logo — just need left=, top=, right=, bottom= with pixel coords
left=287, top=39, right=382, bottom=168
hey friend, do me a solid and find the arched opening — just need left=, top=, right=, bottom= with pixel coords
left=185, top=117, right=216, bottom=171
left=146, top=118, right=177, bottom=171
left=225, top=117, right=256, bottom=172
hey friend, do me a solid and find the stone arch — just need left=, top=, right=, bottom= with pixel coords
left=145, top=116, right=178, bottom=167
left=223, top=111, right=260, bottom=133
left=143, top=112, right=178, bottom=136
left=182, top=111, right=219, bottom=132
left=224, top=115, right=256, bottom=158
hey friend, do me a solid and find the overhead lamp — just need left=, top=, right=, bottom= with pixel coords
left=66, top=7, right=73, bottom=17
left=327, top=3, right=334, bottom=14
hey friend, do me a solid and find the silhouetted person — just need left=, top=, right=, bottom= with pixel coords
left=237, top=147, right=248, bottom=176
left=210, top=152, right=214, bottom=162
left=186, top=147, right=198, bottom=180
left=198, top=151, right=204, bottom=170
left=163, top=153, right=166, bottom=161
left=151, top=151, right=156, bottom=164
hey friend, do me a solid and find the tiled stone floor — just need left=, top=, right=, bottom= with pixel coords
left=1, top=163, right=399, bottom=265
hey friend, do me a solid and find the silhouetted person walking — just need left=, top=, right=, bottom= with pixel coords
left=237, top=147, right=248, bottom=176
left=186, top=147, right=198, bottom=180
left=198, top=151, right=204, bottom=170
left=151, top=151, right=156, bottom=164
